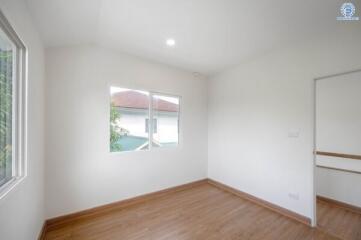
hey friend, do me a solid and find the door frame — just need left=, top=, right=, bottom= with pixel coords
left=312, top=68, right=361, bottom=227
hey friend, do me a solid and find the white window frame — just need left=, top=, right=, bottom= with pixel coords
left=0, top=10, right=27, bottom=200
left=109, top=87, right=180, bottom=153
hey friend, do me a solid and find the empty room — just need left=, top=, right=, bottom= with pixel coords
left=0, top=0, right=360, bottom=239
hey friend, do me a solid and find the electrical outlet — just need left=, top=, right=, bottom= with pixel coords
left=288, top=192, right=299, bottom=200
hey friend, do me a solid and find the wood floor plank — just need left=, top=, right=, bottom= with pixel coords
left=317, top=199, right=361, bottom=240
left=44, top=183, right=352, bottom=240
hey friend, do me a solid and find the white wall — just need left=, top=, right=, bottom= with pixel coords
left=316, top=167, right=361, bottom=208
left=208, top=29, right=361, bottom=224
left=0, top=0, right=45, bottom=239
left=45, top=45, right=208, bottom=218
left=316, top=71, right=361, bottom=207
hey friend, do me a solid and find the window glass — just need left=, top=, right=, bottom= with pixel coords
left=145, top=118, right=157, bottom=133
left=152, top=95, right=179, bottom=148
left=110, top=87, right=150, bottom=152
left=0, top=28, right=14, bottom=186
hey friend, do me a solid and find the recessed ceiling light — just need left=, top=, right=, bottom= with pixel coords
left=166, top=38, right=176, bottom=47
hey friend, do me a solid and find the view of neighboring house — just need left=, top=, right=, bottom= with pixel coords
left=111, top=88, right=179, bottom=151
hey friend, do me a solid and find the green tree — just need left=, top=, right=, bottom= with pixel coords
left=110, top=103, right=122, bottom=151
left=0, top=50, right=12, bottom=178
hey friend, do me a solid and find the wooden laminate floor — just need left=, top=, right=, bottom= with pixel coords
left=317, top=199, right=361, bottom=240
left=44, top=183, right=352, bottom=240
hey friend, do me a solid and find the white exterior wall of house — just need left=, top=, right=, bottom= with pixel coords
left=153, top=113, right=179, bottom=144
left=118, top=109, right=149, bottom=138
left=118, top=108, right=178, bottom=144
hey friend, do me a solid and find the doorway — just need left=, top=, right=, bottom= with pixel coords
left=314, top=69, right=361, bottom=239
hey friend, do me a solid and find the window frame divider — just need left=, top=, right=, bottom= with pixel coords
left=148, top=93, right=154, bottom=151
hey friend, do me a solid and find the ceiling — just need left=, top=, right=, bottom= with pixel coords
left=25, top=0, right=360, bottom=75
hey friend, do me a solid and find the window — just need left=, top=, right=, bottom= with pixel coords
left=153, top=118, right=158, bottom=134
left=145, top=118, right=157, bottom=134
left=152, top=94, right=179, bottom=147
left=110, top=87, right=179, bottom=152
left=145, top=119, right=149, bottom=133
left=0, top=10, right=26, bottom=197
left=110, top=87, right=150, bottom=152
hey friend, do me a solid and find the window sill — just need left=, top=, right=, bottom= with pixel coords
left=0, top=176, right=26, bottom=201
left=109, top=145, right=180, bottom=155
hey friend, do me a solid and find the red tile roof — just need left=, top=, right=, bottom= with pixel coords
left=112, top=91, right=178, bottom=112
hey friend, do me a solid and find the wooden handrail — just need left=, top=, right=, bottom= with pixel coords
left=315, top=151, right=361, bottom=160
left=317, top=165, right=361, bottom=175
